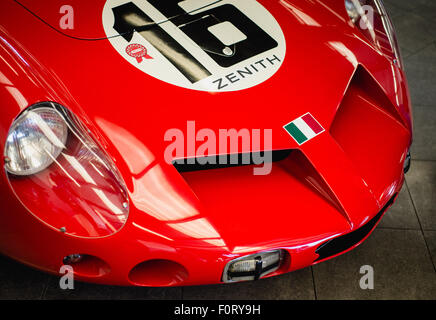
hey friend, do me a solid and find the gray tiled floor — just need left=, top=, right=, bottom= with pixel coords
left=404, top=46, right=436, bottom=107
left=182, top=268, right=315, bottom=300
left=385, top=0, right=436, bottom=22
left=406, top=161, right=436, bottom=230
left=425, top=231, right=436, bottom=267
left=43, top=276, right=183, bottom=300
left=0, top=255, right=48, bottom=300
left=393, top=14, right=436, bottom=56
left=378, top=185, right=420, bottom=230
left=1, top=3, right=436, bottom=300
left=410, top=107, right=436, bottom=160
left=312, top=229, right=436, bottom=300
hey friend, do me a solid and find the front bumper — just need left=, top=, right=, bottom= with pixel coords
left=0, top=170, right=400, bottom=286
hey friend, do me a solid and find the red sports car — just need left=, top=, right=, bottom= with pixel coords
left=0, top=0, right=412, bottom=286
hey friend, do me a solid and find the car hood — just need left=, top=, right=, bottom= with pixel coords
left=1, top=0, right=412, bottom=249
left=13, top=0, right=366, bottom=148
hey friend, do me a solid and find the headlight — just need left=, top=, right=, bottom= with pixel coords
left=345, top=0, right=403, bottom=68
left=222, top=250, right=285, bottom=283
left=5, top=107, right=68, bottom=176
left=4, top=102, right=129, bottom=238
left=345, top=0, right=362, bottom=24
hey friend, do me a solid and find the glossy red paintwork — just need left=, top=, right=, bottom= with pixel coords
left=0, top=0, right=412, bottom=286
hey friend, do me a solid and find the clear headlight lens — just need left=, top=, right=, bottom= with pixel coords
left=345, top=0, right=362, bottom=24
left=4, top=102, right=129, bottom=238
left=223, top=250, right=284, bottom=283
left=345, top=0, right=403, bottom=68
left=5, top=107, right=68, bottom=176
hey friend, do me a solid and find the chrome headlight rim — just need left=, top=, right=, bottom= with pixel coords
left=4, top=102, right=69, bottom=176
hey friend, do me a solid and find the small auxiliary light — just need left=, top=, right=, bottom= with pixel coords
left=63, top=254, right=83, bottom=265
left=222, top=250, right=284, bottom=283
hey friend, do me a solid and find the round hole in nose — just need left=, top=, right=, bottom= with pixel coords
left=128, top=259, right=188, bottom=286
left=62, top=254, right=110, bottom=278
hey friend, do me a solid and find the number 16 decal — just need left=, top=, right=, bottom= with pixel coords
left=103, top=0, right=286, bottom=92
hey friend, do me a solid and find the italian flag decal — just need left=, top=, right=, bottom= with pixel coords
left=284, top=113, right=325, bottom=145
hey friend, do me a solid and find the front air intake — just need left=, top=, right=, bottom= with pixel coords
left=314, top=193, right=397, bottom=262
left=330, top=66, right=410, bottom=204
left=172, top=149, right=292, bottom=172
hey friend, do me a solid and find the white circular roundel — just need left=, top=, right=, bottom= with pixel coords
left=103, top=0, right=286, bottom=92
